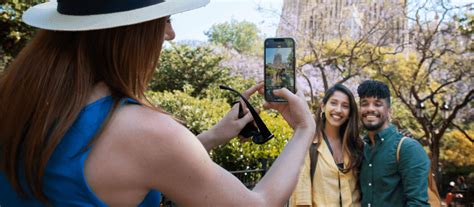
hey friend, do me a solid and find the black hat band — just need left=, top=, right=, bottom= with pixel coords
left=57, top=0, right=165, bottom=15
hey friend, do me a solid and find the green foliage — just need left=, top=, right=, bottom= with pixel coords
left=0, top=2, right=36, bottom=73
left=211, top=111, right=293, bottom=166
left=458, top=13, right=473, bottom=36
left=210, top=111, right=292, bottom=182
left=298, top=39, right=388, bottom=94
left=0, top=1, right=43, bottom=57
left=205, top=19, right=262, bottom=54
left=375, top=48, right=471, bottom=134
left=0, top=1, right=46, bottom=74
left=149, top=44, right=231, bottom=97
left=146, top=86, right=230, bottom=134
left=390, top=98, right=424, bottom=137
left=146, top=86, right=293, bottom=177
left=458, top=13, right=474, bottom=51
left=0, top=49, right=10, bottom=74
left=202, top=76, right=263, bottom=107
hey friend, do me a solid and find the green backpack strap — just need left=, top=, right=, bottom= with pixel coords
left=309, top=142, right=319, bottom=184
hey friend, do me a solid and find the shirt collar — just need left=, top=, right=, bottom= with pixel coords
left=363, top=124, right=398, bottom=144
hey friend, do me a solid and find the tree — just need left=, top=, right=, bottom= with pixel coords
left=205, top=19, right=263, bottom=54
left=146, top=83, right=293, bottom=186
left=149, top=44, right=231, bottom=97
left=271, top=0, right=472, bottom=185
left=440, top=129, right=474, bottom=167
left=0, top=1, right=42, bottom=55
left=272, top=0, right=408, bottom=107
left=298, top=38, right=387, bottom=106
left=458, top=13, right=473, bottom=37
left=0, top=1, right=45, bottom=73
left=375, top=1, right=473, bottom=181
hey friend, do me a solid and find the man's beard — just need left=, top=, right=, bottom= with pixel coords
left=361, top=113, right=387, bottom=131
left=362, top=121, right=385, bottom=131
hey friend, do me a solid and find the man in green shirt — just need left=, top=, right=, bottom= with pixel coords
left=357, top=80, right=430, bottom=207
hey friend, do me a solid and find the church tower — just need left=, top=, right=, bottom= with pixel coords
left=277, top=0, right=408, bottom=48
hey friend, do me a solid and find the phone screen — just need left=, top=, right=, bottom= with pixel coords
left=264, top=38, right=296, bottom=102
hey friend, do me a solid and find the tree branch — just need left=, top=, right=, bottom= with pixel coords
left=440, top=89, right=474, bottom=136
left=420, top=74, right=463, bottom=103
left=452, top=123, right=474, bottom=143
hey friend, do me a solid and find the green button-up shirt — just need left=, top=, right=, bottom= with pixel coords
left=359, top=124, right=430, bottom=207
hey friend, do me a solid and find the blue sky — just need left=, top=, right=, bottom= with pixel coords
left=171, top=0, right=472, bottom=42
left=266, top=48, right=292, bottom=64
left=172, top=0, right=283, bottom=42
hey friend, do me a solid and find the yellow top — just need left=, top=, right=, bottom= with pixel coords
left=290, top=139, right=360, bottom=207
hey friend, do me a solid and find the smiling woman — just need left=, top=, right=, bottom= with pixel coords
left=290, top=83, right=363, bottom=207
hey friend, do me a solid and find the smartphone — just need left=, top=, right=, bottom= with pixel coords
left=264, top=38, right=296, bottom=102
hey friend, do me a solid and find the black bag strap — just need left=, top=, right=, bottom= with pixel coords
left=309, top=142, right=319, bottom=184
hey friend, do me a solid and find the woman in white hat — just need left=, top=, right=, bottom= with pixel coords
left=0, top=0, right=315, bottom=206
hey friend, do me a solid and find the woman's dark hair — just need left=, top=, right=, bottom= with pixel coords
left=315, top=84, right=363, bottom=174
left=357, top=80, right=391, bottom=107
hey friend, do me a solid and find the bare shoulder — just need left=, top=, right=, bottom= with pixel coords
left=102, top=103, right=208, bottom=168
left=87, top=103, right=260, bottom=206
left=111, top=104, right=184, bottom=138
left=85, top=103, right=210, bottom=205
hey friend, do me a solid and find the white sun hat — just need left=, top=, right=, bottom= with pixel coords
left=22, top=0, right=210, bottom=31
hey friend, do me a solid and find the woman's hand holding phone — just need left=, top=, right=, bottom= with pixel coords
left=264, top=38, right=296, bottom=102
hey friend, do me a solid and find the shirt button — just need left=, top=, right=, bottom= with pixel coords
left=381, top=138, right=385, bottom=141
left=369, top=183, right=372, bottom=186
left=369, top=163, right=372, bottom=167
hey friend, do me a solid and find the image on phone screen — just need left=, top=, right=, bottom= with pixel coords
left=264, top=38, right=295, bottom=102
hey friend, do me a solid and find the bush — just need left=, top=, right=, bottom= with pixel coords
left=440, top=130, right=474, bottom=167
left=0, top=1, right=46, bottom=57
left=146, top=85, right=230, bottom=134
left=146, top=86, right=293, bottom=184
left=149, top=44, right=231, bottom=97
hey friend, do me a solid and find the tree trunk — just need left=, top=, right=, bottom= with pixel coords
left=317, top=65, right=329, bottom=91
left=431, top=133, right=441, bottom=191
left=300, top=72, right=314, bottom=105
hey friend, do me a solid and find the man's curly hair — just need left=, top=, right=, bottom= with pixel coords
left=357, top=80, right=391, bottom=107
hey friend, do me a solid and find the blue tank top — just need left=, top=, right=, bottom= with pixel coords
left=0, top=96, right=161, bottom=206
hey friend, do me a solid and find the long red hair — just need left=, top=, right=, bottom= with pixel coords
left=0, top=18, right=167, bottom=203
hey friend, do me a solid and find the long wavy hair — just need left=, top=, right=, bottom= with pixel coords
left=0, top=17, right=167, bottom=203
left=314, top=84, right=363, bottom=174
